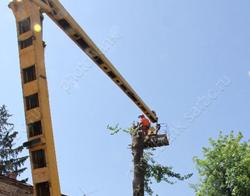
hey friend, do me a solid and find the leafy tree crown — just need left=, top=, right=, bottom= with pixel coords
left=193, top=131, right=250, bottom=196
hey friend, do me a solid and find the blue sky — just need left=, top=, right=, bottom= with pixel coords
left=1, top=0, right=250, bottom=195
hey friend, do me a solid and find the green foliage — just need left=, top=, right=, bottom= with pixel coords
left=107, top=123, right=139, bottom=136
left=0, top=105, right=28, bottom=182
left=108, top=124, right=192, bottom=195
left=144, top=150, right=192, bottom=195
left=193, top=131, right=250, bottom=196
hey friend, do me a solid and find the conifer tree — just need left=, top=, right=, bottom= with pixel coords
left=0, top=105, right=28, bottom=182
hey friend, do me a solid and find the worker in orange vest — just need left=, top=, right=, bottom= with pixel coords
left=138, top=114, right=151, bottom=136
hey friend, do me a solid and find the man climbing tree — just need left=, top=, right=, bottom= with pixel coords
left=193, top=131, right=250, bottom=196
left=0, top=105, right=28, bottom=182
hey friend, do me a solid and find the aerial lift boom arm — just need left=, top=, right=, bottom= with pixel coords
left=9, top=0, right=158, bottom=195
left=33, top=0, right=158, bottom=123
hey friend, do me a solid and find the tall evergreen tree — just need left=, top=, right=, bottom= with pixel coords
left=0, top=105, right=28, bottom=182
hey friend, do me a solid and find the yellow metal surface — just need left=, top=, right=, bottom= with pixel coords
left=9, top=0, right=61, bottom=195
left=32, top=0, right=158, bottom=123
left=9, top=0, right=159, bottom=195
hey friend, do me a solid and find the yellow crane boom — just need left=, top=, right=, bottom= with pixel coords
left=35, top=0, right=158, bottom=123
left=8, top=0, right=158, bottom=195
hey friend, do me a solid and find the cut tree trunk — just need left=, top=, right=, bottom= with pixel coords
left=132, top=133, right=145, bottom=196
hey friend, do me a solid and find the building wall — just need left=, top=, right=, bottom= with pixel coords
left=0, top=176, right=33, bottom=196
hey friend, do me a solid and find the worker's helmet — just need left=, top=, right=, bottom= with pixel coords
left=138, top=114, right=145, bottom=118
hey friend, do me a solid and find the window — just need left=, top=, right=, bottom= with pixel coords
left=36, top=182, right=50, bottom=196
left=23, top=65, right=36, bottom=84
left=28, top=121, right=42, bottom=138
left=18, top=17, right=30, bottom=35
left=32, top=149, right=46, bottom=169
left=19, top=36, right=33, bottom=49
left=25, top=93, right=39, bottom=110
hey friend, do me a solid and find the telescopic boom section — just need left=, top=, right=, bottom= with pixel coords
left=33, top=0, right=158, bottom=123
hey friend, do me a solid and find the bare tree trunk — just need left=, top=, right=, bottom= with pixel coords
left=132, top=133, right=145, bottom=196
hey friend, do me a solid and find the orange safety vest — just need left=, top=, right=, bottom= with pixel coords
left=140, top=117, right=150, bottom=128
